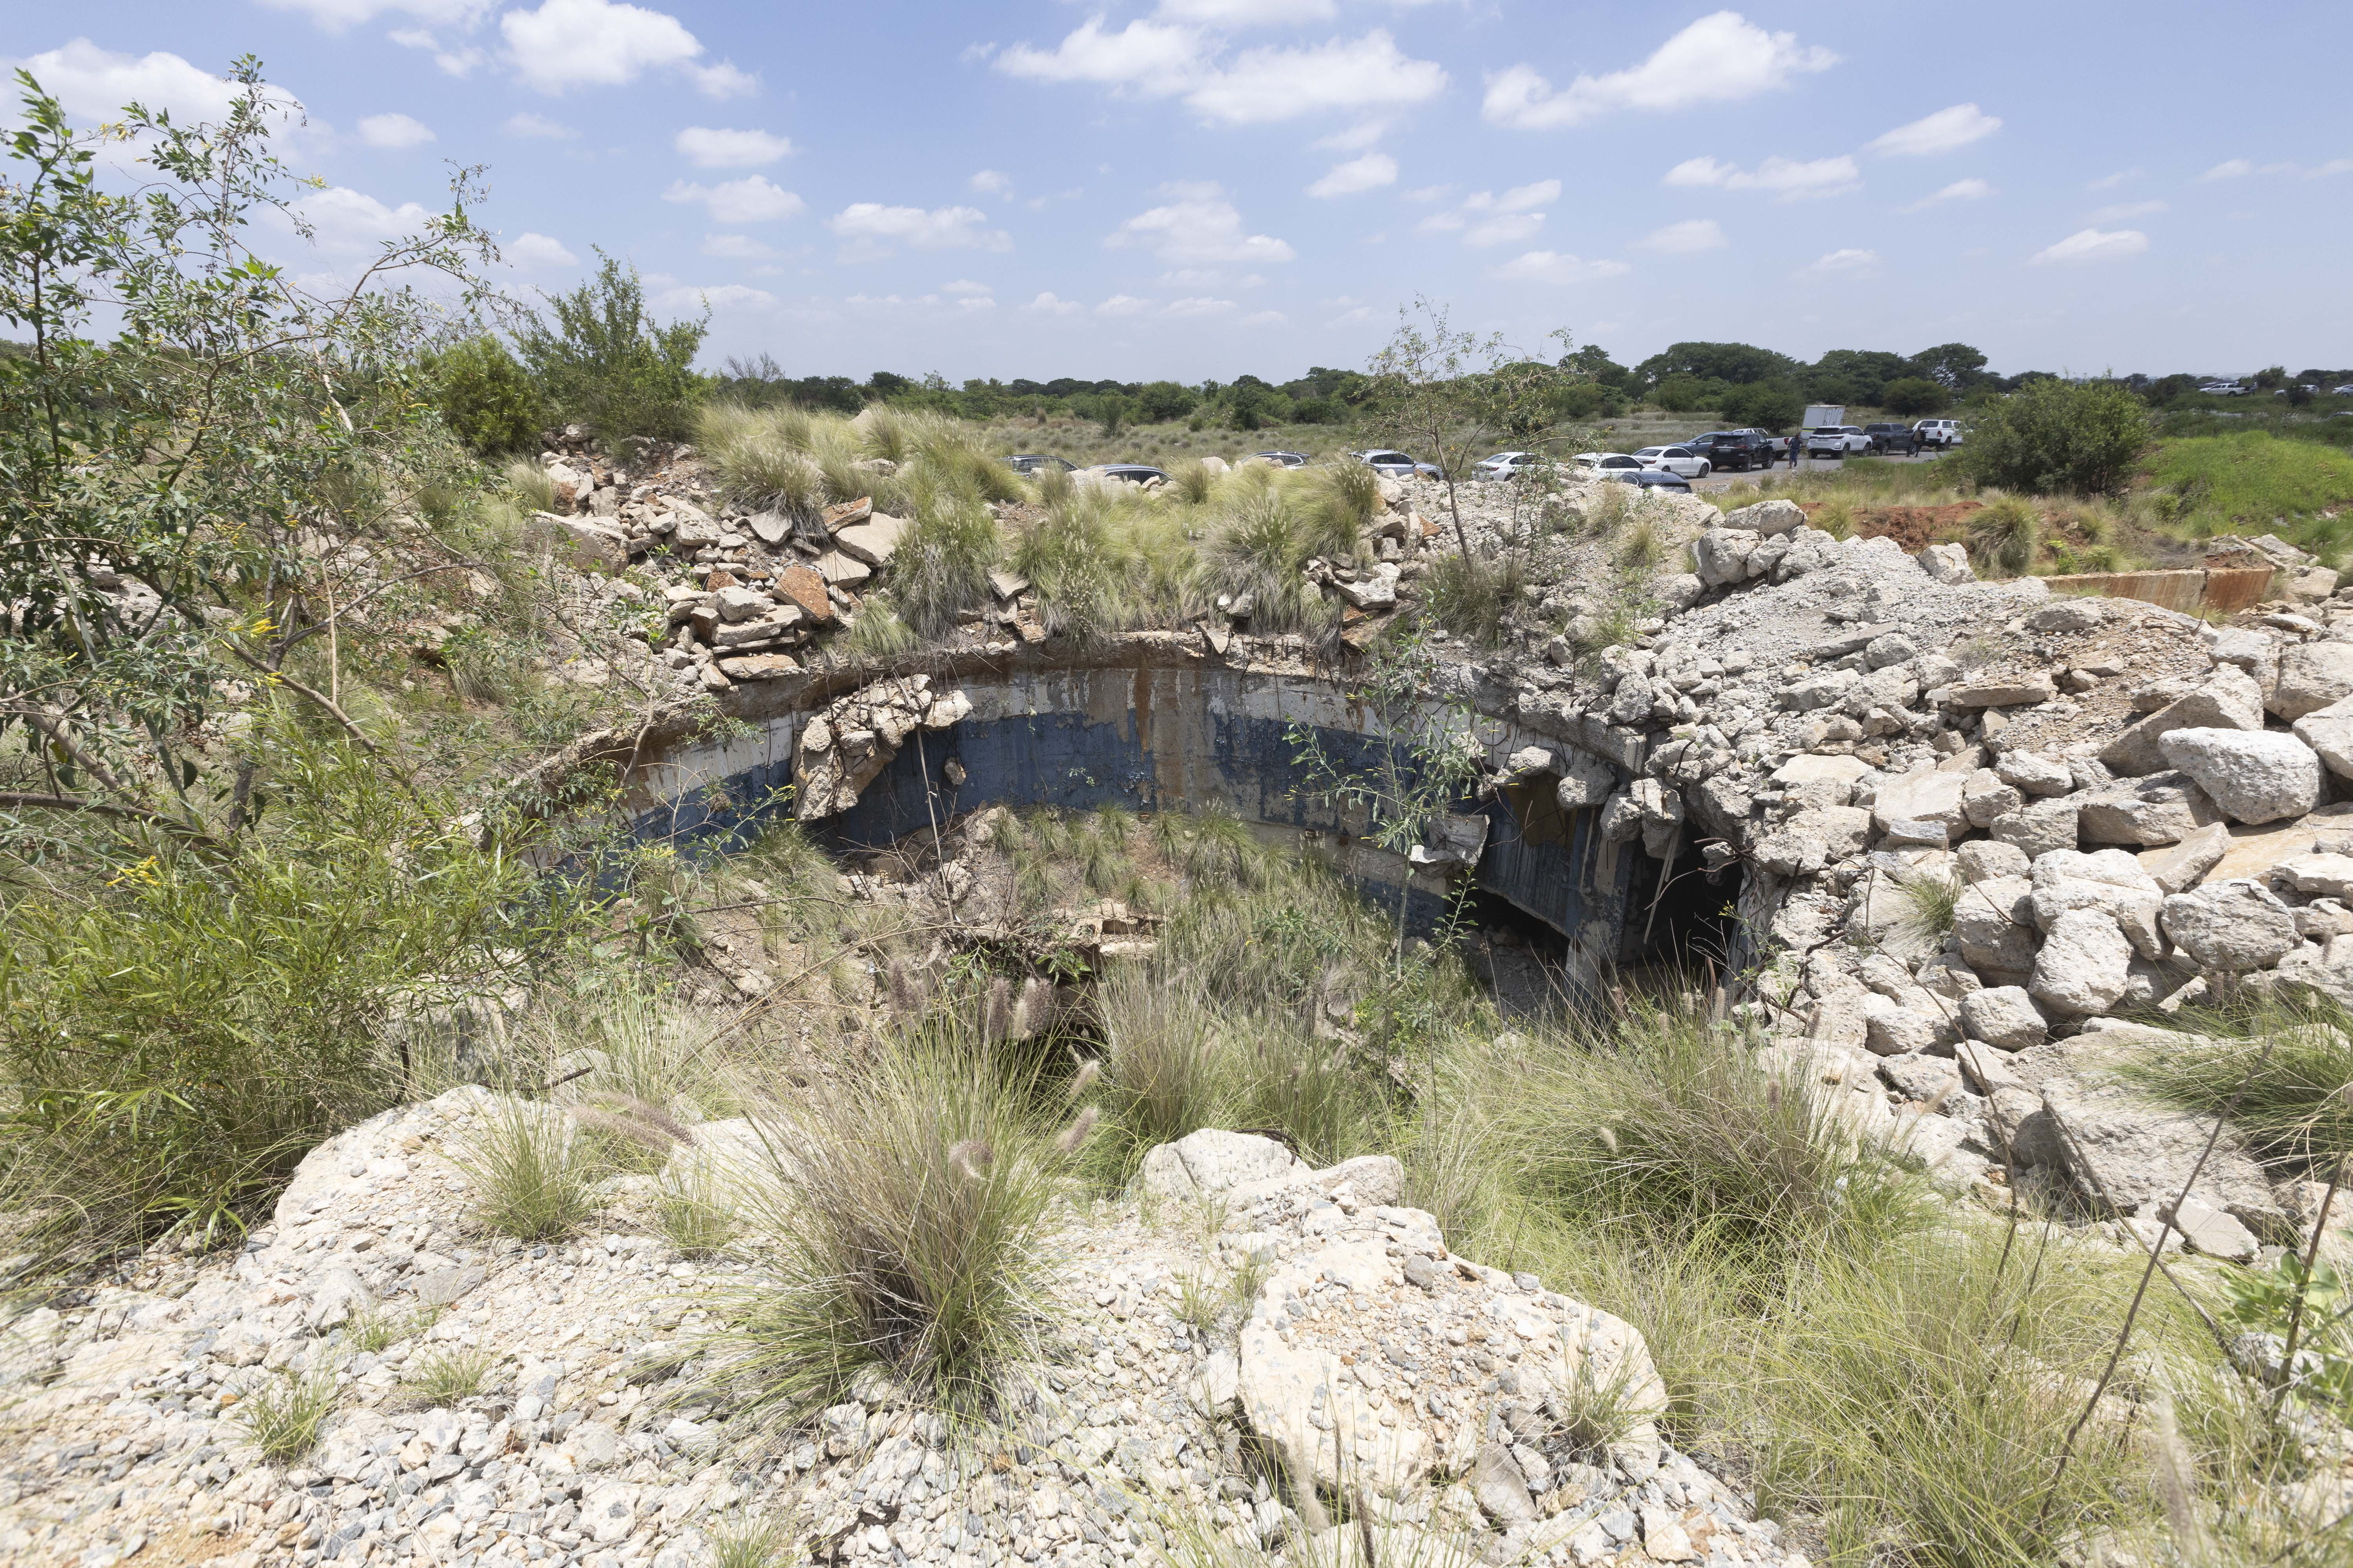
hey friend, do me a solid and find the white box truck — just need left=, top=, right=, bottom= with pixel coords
left=1802, top=403, right=1845, bottom=428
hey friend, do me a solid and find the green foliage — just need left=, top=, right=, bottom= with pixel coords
left=512, top=252, right=708, bottom=443
left=449, top=1097, right=605, bottom=1242
left=0, top=736, right=551, bottom=1249
left=1958, top=378, right=2152, bottom=496
left=2222, top=1250, right=2353, bottom=1408
left=399, top=1346, right=496, bottom=1407
left=1205, top=489, right=1342, bottom=638
left=2118, top=1003, right=2353, bottom=1164
left=1880, top=376, right=1950, bottom=416
left=2145, top=432, right=2353, bottom=533
left=1634, top=341, right=1803, bottom=389
left=710, top=1022, right=1070, bottom=1423
left=1650, top=374, right=1728, bottom=413
left=890, top=499, right=1001, bottom=638
left=429, top=335, right=544, bottom=455
left=1967, top=496, right=2042, bottom=576
left=1718, top=379, right=1805, bottom=431
left=232, top=1362, right=342, bottom=1464
left=1135, top=380, right=1197, bottom=421
left=1421, top=552, right=1524, bottom=647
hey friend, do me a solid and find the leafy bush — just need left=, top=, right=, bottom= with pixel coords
left=429, top=335, right=544, bottom=455
left=0, top=737, right=549, bottom=1250
left=1958, top=378, right=2152, bottom=496
left=1718, top=379, right=1805, bottom=431
left=1880, top=376, right=1949, bottom=416
left=513, top=253, right=708, bottom=443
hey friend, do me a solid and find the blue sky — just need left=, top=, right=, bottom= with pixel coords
left=9, top=2, right=2351, bottom=383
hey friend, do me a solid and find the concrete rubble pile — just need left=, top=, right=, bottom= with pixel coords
left=1483, top=495, right=2353, bottom=1265
left=0, top=1102, right=1807, bottom=1568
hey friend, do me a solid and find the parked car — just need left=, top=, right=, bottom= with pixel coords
left=1862, top=423, right=1920, bottom=455
left=1571, top=452, right=1645, bottom=473
left=1805, top=426, right=1871, bottom=457
left=1601, top=469, right=1692, bottom=493
left=1691, top=429, right=1776, bottom=472
left=1004, top=453, right=1076, bottom=474
left=2201, top=381, right=2249, bottom=396
left=1252, top=451, right=1311, bottom=468
left=1912, top=419, right=1964, bottom=449
left=1086, top=463, right=1170, bottom=486
left=2332, top=385, right=2353, bottom=396
left=1473, top=450, right=1555, bottom=480
left=1351, top=449, right=1442, bottom=479
left=1632, top=444, right=1711, bottom=479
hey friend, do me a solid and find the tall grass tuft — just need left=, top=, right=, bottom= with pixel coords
left=449, top=1097, right=604, bottom=1242
left=891, top=499, right=1001, bottom=637
left=1206, top=491, right=1337, bottom=636
left=1967, top=495, right=2041, bottom=576
left=2119, top=999, right=2353, bottom=1164
left=505, top=458, right=556, bottom=514
left=1421, top=552, right=1524, bottom=647
left=712, top=1020, right=1068, bottom=1422
left=233, top=1363, right=341, bottom=1464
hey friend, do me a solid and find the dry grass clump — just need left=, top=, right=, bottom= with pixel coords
left=712, top=1019, right=1072, bottom=1421
left=449, top=1097, right=603, bottom=1242
left=1965, top=494, right=2041, bottom=576
left=1204, top=489, right=1343, bottom=636
left=232, top=1363, right=341, bottom=1463
left=1010, top=489, right=1198, bottom=642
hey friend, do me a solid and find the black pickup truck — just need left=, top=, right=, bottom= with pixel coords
left=1692, top=429, right=1777, bottom=472
left=1863, top=423, right=1921, bottom=455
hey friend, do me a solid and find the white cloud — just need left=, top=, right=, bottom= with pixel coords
left=2201, top=158, right=2253, bottom=181
left=1022, top=292, right=1085, bottom=315
left=956, top=295, right=996, bottom=312
left=1865, top=103, right=2000, bottom=157
left=1307, top=152, right=1398, bottom=198
left=1108, top=181, right=1294, bottom=265
left=508, top=231, right=577, bottom=268
left=1484, top=12, right=1835, bottom=130
left=970, top=169, right=1015, bottom=195
left=826, top=203, right=1012, bottom=252
left=1483, top=179, right=1559, bottom=213
left=500, top=0, right=754, bottom=99
left=8, top=40, right=260, bottom=124
left=1636, top=218, right=1725, bottom=253
left=1464, top=213, right=1544, bottom=247
left=388, top=28, right=483, bottom=75
left=2087, top=199, right=2166, bottom=222
left=1315, top=120, right=1387, bottom=152
left=2087, top=168, right=2141, bottom=190
left=1095, top=295, right=1151, bottom=316
left=663, top=176, right=806, bottom=224
left=2314, top=158, right=2353, bottom=178
left=1796, top=247, right=1877, bottom=278
left=700, top=233, right=779, bottom=259
left=1157, top=0, right=1334, bottom=22
left=2031, top=228, right=2148, bottom=265
left=1898, top=177, right=1993, bottom=212
left=283, top=186, right=433, bottom=253
left=1665, top=154, right=1859, bottom=200
left=675, top=126, right=791, bottom=167
left=1182, top=31, right=1445, bottom=125
left=994, top=18, right=1199, bottom=95
left=357, top=112, right=435, bottom=149
left=504, top=111, right=576, bottom=138
left=1241, top=309, right=1285, bottom=326
left=692, top=62, right=759, bottom=99
left=1163, top=296, right=1237, bottom=316
left=942, top=279, right=993, bottom=296
left=655, top=283, right=774, bottom=312
left=1492, top=251, right=1631, bottom=286
left=259, top=0, right=489, bottom=28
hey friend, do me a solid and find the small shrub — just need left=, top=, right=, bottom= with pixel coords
left=1958, top=377, right=2151, bottom=497
left=713, top=1024, right=1068, bottom=1422
left=512, top=252, right=706, bottom=442
left=431, top=335, right=544, bottom=455
left=451, top=1098, right=602, bottom=1242
left=1967, top=495, right=2041, bottom=576
left=399, top=1346, right=496, bottom=1408
left=233, top=1363, right=340, bottom=1464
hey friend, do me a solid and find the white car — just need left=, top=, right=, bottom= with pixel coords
left=2333, top=385, right=2353, bottom=396
left=1914, top=418, right=1964, bottom=449
left=1632, top=444, right=1711, bottom=479
left=1474, top=450, right=1554, bottom=479
left=1572, top=452, right=1645, bottom=473
left=1804, top=425, right=1871, bottom=456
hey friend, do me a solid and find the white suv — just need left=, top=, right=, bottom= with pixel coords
left=1804, top=426, right=1870, bottom=456
left=1914, top=418, right=1964, bottom=449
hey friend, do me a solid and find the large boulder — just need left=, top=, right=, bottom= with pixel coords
left=2041, top=1079, right=2288, bottom=1237
left=2292, top=694, right=2353, bottom=780
left=2268, top=640, right=2353, bottom=721
left=2100, top=666, right=2266, bottom=776
left=2160, top=879, right=2301, bottom=972
left=2159, top=728, right=2323, bottom=825
left=1989, top=796, right=2082, bottom=860
left=1958, top=986, right=2047, bottom=1052
left=1721, top=498, right=1807, bottom=535
left=2027, top=849, right=2165, bottom=958
left=1138, top=1129, right=1304, bottom=1201
left=2028, top=908, right=2135, bottom=1017
left=1872, top=768, right=1971, bottom=837
left=1955, top=875, right=2038, bottom=978
left=2075, top=772, right=2219, bottom=846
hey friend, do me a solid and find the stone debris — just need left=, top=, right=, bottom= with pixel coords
left=792, top=675, right=974, bottom=820
left=0, top=1106, right=1807, bottom=1568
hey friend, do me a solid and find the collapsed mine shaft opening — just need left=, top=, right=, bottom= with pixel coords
left=622, top=655, right=1751, bottom=1008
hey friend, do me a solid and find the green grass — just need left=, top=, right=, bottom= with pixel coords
left=2144, top=432, right=2353, bottom=558
left=450, top=1097, right=605, bottom=1242
left=2118, top=999, right=2353, bottom=1165
left=232, top=1363, right=341, bottom=1464
left=398, top=1346, right=496, bottom=1408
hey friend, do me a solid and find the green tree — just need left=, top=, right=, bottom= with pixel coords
left=1909, top=342, right=1991, bottom=391
left=1958, top=378, right=2152, bottom=496
left=1134, top=379, right=1197, bottom=421
left=1719, top=379, right=1806, bottom=430
left=1651, top=375, right=1729, bottom=413
left=512, top=251, right=708, bottom=442
left=428, top=333, right=544, bottom=453
left=1633, top=340, right=1801, bottom=388
left=1879, top=376, right=1949, bottom=416
left=1808, top=348, right=1913, bottom=405
left=0, top=63, right=492, bottom=842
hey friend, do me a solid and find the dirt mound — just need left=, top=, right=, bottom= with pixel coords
left=1799, top=499, right=1985, bottom=551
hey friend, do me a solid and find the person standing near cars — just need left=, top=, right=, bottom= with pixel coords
left=1787, top=426, right=1802, bottom=469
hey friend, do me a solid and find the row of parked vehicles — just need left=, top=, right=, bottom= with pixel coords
left=1002, top=419, right=1965, bottom=491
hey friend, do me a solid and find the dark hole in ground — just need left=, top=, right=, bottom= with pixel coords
left=1622, top=837, right=1744, bottom=989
